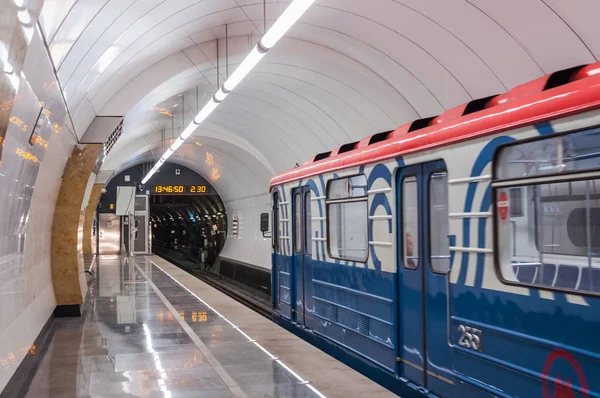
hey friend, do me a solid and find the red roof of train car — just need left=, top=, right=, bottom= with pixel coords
left=270, top=62, right=600, bottom=190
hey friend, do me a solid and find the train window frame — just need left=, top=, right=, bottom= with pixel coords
left=326, top=174, right=369, bottom=263
left=272, top=190, right=280, bottom=252
left=494, top=125, right=600, bottom=184
left=401, top=174, right=420, bottom=270
left=304, top=191, right=312, bottom=256
left=294, top=192, right=302, bottom=254
left=492, top=125, right=600, bottom=298
left=428, top=169, right=451, bottom=275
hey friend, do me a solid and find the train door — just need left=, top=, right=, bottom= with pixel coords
left=292, top=186, right=311, bottom=325
left=396, top=160, right=453, bottom=395
left=272, top=191, right=280, bottom=310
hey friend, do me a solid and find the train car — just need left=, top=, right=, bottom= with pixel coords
left=267, top=62, right=600, bottom=398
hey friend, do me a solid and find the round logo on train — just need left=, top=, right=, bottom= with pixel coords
left=497, top=191, right=509, bottom=224
left=541, top=350, right=589, bottom=398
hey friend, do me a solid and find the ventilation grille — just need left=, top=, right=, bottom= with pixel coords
left=358, top=314, right=370, bottom=335
left=301, top=62, right=600, bottom=167
left=463, top=95, right=499, bottom=116
left=368, top=130, right=393, bottom=145
left=327, top=304, right=338, bottom=322
left=408, top=116, right=437, bottom=133
left=338, top=141, right=359, bottom=154
left=103, top=119, right=123, bottom=158
left=314, top=151, right=332, bottom=161
left=544, top=65, right=586, bottom=91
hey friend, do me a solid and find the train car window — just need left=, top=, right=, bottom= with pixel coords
left=402, top=176, right=419, bottom=269
left=294, top=193, right=302, bottom=253
left=305, top=192, right=312, bottom=255
left=496, top=127, right=600, bottom=180
left=509, top=188, right=523, bottom=217
left=429, top=172, right=450, bottom=273
left=495, top=128, right=600, bottom=295
left=328, top=175, right=368, bottom=199
left=273, top=191, right=279, bottom=252
left=327, top=175, right=368, bottom=262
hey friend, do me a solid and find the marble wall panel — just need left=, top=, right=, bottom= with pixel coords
left=51, top=143, right=102, bottom=306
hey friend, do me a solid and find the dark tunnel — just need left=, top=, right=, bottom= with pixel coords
left=150, top=194, right=227, bottom=267
left=96, top=162, right=227, bottom=268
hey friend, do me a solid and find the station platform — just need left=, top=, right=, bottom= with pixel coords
left=18, top=255, right=396, bottom=398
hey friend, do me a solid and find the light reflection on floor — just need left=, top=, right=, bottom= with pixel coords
left=20, top=255, right=320, bottom=398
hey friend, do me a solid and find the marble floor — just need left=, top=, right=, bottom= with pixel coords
left=19, top=255, right=397, bottom=398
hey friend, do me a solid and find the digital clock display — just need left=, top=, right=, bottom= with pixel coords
left=189, top=185, right=208, bottom=193
left=153, top=185, right=209, bottom=195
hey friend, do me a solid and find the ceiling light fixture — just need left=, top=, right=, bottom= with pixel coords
left=141, top=0, right=316, bottom=185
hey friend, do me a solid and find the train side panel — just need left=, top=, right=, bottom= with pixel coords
left=447, top=109, right=600, bottom=398
left=272, top=108, right=600, bottom=398
left=273, top=163, right=400, bottom=371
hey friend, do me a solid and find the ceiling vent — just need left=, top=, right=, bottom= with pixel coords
left=544, top=65, right=586, bottom=91
left=338, top=141, right=359, bottom=153
left=463, top=95, right=499, bottom=116
left=314, top=151, right=332, bottom=161
left=408, top=116, right=437, bottom=133
left=368, top=130, right=393, bottom=145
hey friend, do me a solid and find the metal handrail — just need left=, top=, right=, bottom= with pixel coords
left=512, top=262, right=542, bottom=268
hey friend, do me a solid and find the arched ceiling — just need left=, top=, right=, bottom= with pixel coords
left=40, top=0, right=600, bottom=200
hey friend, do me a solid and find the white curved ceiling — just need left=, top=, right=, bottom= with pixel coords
left=40, top=0, right=600, bottom=199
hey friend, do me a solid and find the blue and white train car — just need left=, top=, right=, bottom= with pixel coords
left=268, top=62, right=600, bottom=398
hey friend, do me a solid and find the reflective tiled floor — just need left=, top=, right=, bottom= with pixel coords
left=23, top=255, right=322, bottom=398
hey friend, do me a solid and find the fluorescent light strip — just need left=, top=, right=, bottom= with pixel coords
left=260, top=0, right=316, bottom=49
left=141, top=0, right=315, bottom=184
left=214, top=87, right=228, bottom=102
left=170, top=137, right=185, bottom=152
left=148, top=259, right=327, bottom=397
left=193, top=98, right=219, bottom=125
left=222, top=46, right=265, bottom=92
left=180, top=122, right=197, bottom=140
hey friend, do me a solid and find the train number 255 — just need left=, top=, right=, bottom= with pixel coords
left=458, top=325, right=483, bottom=351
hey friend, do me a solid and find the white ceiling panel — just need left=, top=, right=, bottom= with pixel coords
left=61, top=0, right=166, bottom=89
left=39, top=0, right=78, bottom=41
left=57, top=0, right=137, bottom=83
left=397, top=0, right=545, bottom=88
left=468, top=0, right=596, bottom=73
left=49, top=0, right=109, bottom=67
left=38, top=0, right=600, bottom=202
left=544, top=0, right=600, bottom=61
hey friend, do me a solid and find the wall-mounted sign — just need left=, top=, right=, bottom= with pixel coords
left=152, top=185, right=209, bottom=195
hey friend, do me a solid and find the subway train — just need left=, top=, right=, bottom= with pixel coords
left=267, top=61, right=600, bottom=398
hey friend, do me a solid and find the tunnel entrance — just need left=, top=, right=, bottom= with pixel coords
left=150, top=194, right=226, bottom=268
left=97, top=162, right=226, bottom=267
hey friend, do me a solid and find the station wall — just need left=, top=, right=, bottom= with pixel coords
left=221, top=193, right=272, bottom=270
left=0, top=20, right=77, bottom=390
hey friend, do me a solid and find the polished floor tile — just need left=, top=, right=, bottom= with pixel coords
left=21, top=255, right=322, bottom=398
